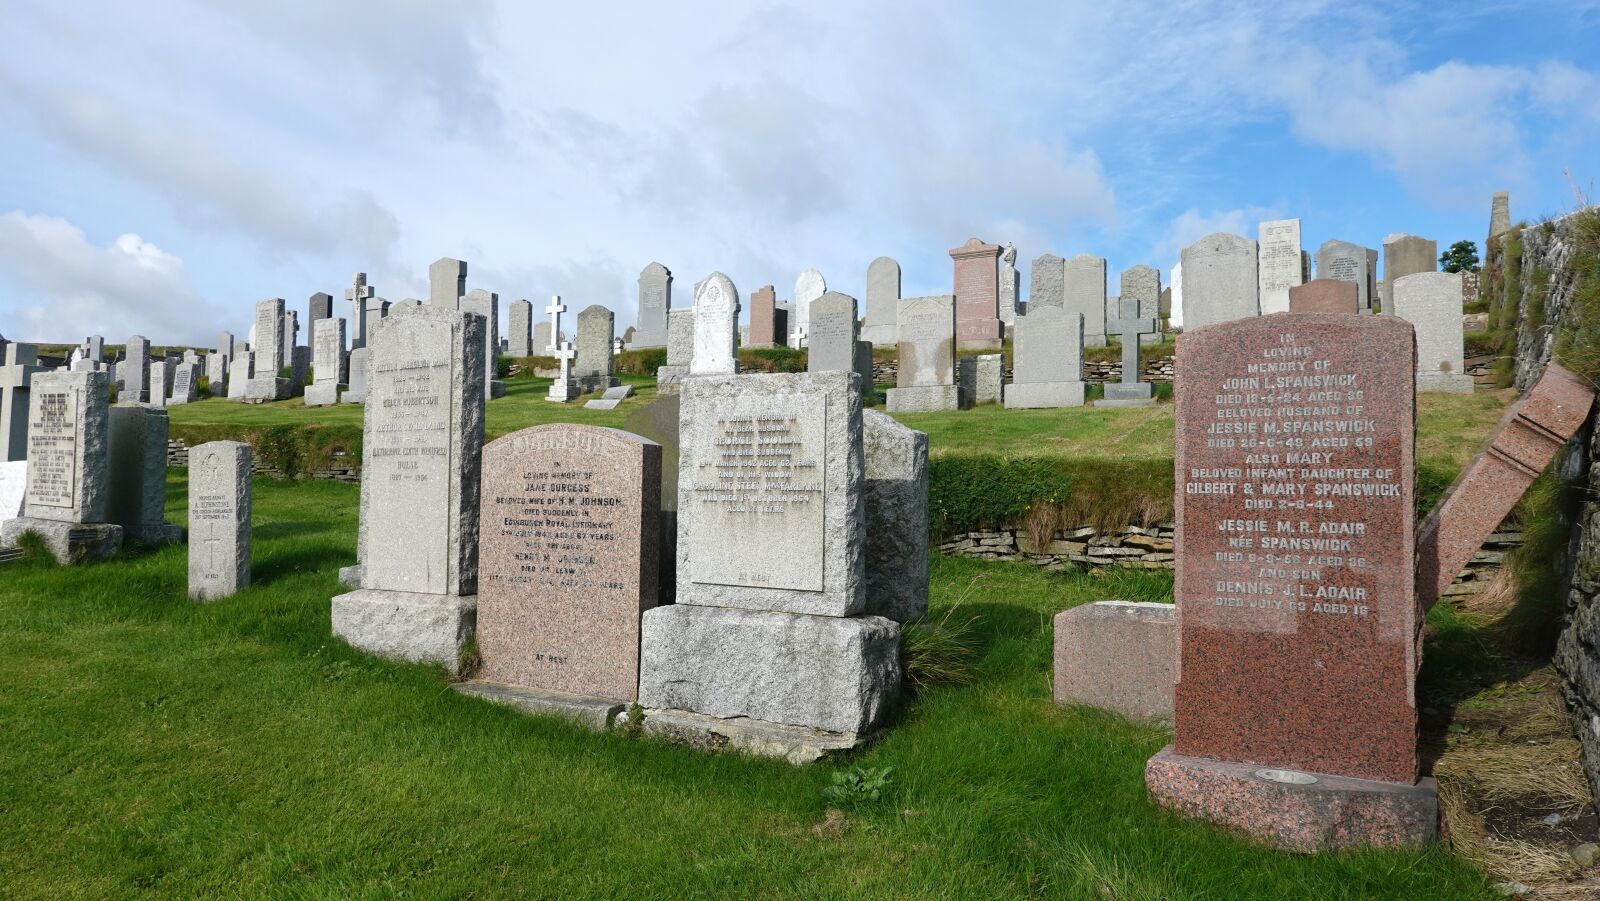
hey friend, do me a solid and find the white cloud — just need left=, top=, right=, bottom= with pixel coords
left=0, top=211, right=220, bottom=344
left=1151, top=206, right=1283, bottom=264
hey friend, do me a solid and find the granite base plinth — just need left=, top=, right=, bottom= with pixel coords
left=634, top=707, right=871, bottom=765
left=242, top=377, right=289, bottom=403
left=1103, top=382, right=1153, bottom=401
left=1417, top=373, right=1476, bottom=394
left=454, top=681, right=625, bottom=731
left=304, top=382, right=343, bottom=407
left=545, top=381, right=580, bottom=403
left=1, top=518, right=123, bottom=564
left=337, top=564, right=362, bottom=589
left=1144, top=746, right=1438, bottom=851
left=1005, top=381, right=1086, bottom=409
left=331, top=588, right=476, bottom=674
left=886, top=385, right=959, bottom=413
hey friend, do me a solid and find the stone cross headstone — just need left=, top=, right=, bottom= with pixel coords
left=748, top=284, right=780, bottom=348
left=310, top=292, right=333, bottom=322
left=1121, top=264, right=1163, bottom=345
left=1256, top=219, right=1304, bottom=315
left=863, top=410, right=929, bottom=622
left=807, top=292, right=858, bottom=375
left=120, top=335, right=150, bottom=406
left=1392, top=271, right=1473, bottom=393
left=473, top=424, right=662, bottom=702
left=331, top=305, right=486, bottom=672
left=1288, top=279, right=1360, bottom=315
left=1030, top=253, right=1065, bottom=312
left=949, top=238, right=1002, bottom=350
left=460, top=287, right=504, bottom=398
left=690, top=273, right=739, bottom=376
left=188, top=441, right=252, bottom=602
left=345, top=272, right=375, bottom=348
left=575, top=304, right=619, bottom=393
left=886, top=295, right=959, bottom=412
left=507, top=299, right=533, bottom=356
left=1097, top=295, right=1156, bottom=407
left=1316, top=240, right=1376, bottom=313
left=634, top=262, right=672, bottom=348
left=0, top=369, right=122, bottom=562
left=793, top=268, right=826, bottom=343
left=1381, top=234, right=1437, bottom=311
left=1146, top=313, right=1433, bottom=851
left=997, top=244, right=1019, bottom=327
left=544, top=296, right=579, bottom=401
left=0, top=343, right=43, bottom=461
left=1063, top=254, right=1109, bottom=348
left=428, top=257, right=467, bottom=310
left=639, top=371, right=900, bottom=738
left=1179, top=233, right=1260, bottom=330
left=862, top=257, right=901, bottom=346
left=1005, top=307, right=1085, bottom=408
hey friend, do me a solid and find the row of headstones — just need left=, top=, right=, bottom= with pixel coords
left=326, top=291, right=927, bottom=751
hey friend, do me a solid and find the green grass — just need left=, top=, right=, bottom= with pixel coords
left=0, top=474, right=1494, bottom=898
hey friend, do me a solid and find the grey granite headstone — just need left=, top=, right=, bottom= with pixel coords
left=1381, top=234, right=1437, bottom=311
left=106, top=406, right=181, bottom=545
left=1180, top=233, right=1259, bottom=330
left=148, top=360, right=169, bottom=408
left=1393, top=271, right=1473, bottom=393
left=428, top=257, right=467, bottom=309
left=690, top=273, right=739, bottom=376
left=887, top=295, right=959, bottom=412
left=807, top=292, right=858, bottom=374
left=1063, top=254, right=1108, bottom=347
left=120, top=335, right=150, bottom=406
left=290, top=345, right=311, bottom=397
left=1030, top=253, right=1065, bottom=312
left=306, top=317, right=347, bottom=407
left=1, top=370, right=122, bottom=562
left=634, top=262, right=672, bottom=348
left=575, top=304, right=619, bottom=393
left=532, top=321, right=556, bottom=355
left=1121, top=264, right=1163, bottom=345
left=227, top=354, right=252, bottom=401
left=245, top=299, right=288, bottom=401
left=188, top=440, right=252, bottom=602
left=168, top=362, right=198, bottom=405
left=309, top=291, right=333, bottom=322
left=346, top=273, right=374, bottom=349
left=998, top=244, right=1020, bottom=326
left=1006, top=307, right=1085, bottom=408
left=957, top=354, right=1002, bottom=407
left=343, top=347, right=370, bottom=404
left=1096, top=295, right=1157, bottom=407
left=1256, top=219, right=1303, bottom=315
left=863, top=409, right=928, bottom=623
left=507, top=299, right=533, bottom=356
left=0, top=343, right=42, bottom=461
left=460, top=288, right=504, bottom=398
left=331, top=305, right=485, bottom=672
left=862, top=256, right=901, bottom=347
left=1316, top=240, right=1376, bottom=313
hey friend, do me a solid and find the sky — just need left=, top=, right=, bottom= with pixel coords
left=2, top=0, right=1598, bottom=346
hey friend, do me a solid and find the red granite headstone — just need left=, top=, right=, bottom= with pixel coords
left=748, top=284, right=780, bottom=348
left=949, top=238, right=1003, bottom=350
left=1288, top=278, right=1359, bottom=315
left=475, top=424, right=661, bottom=702
left=1171, top=313, right=1418, bottom=783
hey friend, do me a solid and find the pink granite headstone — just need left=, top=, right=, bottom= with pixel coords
left=475, top=424, right=661, bottom=702
left=1288, top=279, right=1360, bottom=315
left=949, top=238, right=1003, bottom=350
left=748, top=284, right=779, bottom=348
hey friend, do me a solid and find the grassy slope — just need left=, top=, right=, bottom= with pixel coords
left=0, top=475, right=1495, bottom=898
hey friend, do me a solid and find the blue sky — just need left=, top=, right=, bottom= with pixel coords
left=1, top=1, right=1597, bottom=345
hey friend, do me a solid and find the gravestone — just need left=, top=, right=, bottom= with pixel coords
left=862, top=256, right=901, bottom=347
left=331, top=305, right=485, bottom=672
left=633, top=262, right=672, bottom=348
left=690, top=273, right=739, bottom=376
left=1170, top=262, right=1184, bottom=327
left=1392, top=271, right=1473, bottom=394
left=545, top=297, right=581, bottom=402
left=793, top=268, right=826, bottom=343
left=168, top=362, right=198, bottom=405
left=344, top=347, right=370, bottom=404
left=428, top=257, right=467, bottom=309
left=347, top=273, right=375, bottom=348
left=1054, top=601, right=1176, bottom=725
left=748, top=284, right=781, bottom=347
left=855, top=340, right=877, bottom=404
left=1, top=343, right=43, bottom=461
left=957, top=354, right=1002, bottom=407
left=1030, top=253, right=1065, bottom=312
left=1381, top=234, right=1437, bottom=311
left=148, top=359, right=169, bottom=408
left=0, top=370, right=122, bottom=562
left=291, top=345, right=311, bottom=398
left=1257, top=219, right=1304, bottom=315
left=1146, top=313, right=1436, bottom=851
left=305, top=317, right=348, bottom=406
left=245, top=299, right=288, bottom=401
left=1096, top=295, right=1157, bottom=407
left=1063, top=254, right=1109, bottom=348
left=1289, top=279, right=1359, bottom=315
left=773, top=302, right=793, bottom=349
left=887, top=295, right=959, bottom=413
left=808, top=292, right=858, bottom=375
left=998, top=244, right=1020, bottom=327
left=227, top=354, right=252, bottom=401
left=461, top=288, right=505, bottom=399
left=655, top=309, right=695, bottom=393
left=469, top=424, right=661, bottom=709
left=1489, top=192, right=1511, bottom=239
left=533, top=321, right=558, bottom=355
left=507, top=299, right=533, bottom=356
left=204, top=345, right=229, bottom=395
left=863, top=410, right=929, bottom=622
left=80, top=335, right=105, bottom=370
left=120, top=335, right=150, bottom=406
left=107, top=406, right=182, bottom=545
left=1006, top=307, right=1086, bottom=408
left=584, top=384, right=636, bottom=411
left=188, top=441, right=252, bottom=602
left=1179, top=233, right=1259, bottom=330
left=575, top=304, right=619, bottom=393
left=639, top=371, right=900, bottom=747
left=1121, top=265, right=1163, bottom=345
left=0, top=460, right=25, bottom=532
left=1316, top=240, right=1376, bottom=313
left=950, top=238, right=1003, bottom=350
left=310, top=291, right=333, bottom=322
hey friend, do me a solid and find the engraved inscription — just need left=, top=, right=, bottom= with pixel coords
left=27, top=388, right=78, bottom=509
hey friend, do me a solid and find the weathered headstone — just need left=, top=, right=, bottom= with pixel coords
left=0, top=370, right=122, bottom=562
left=887, top=295, right=959, bottom=413
left=305, top=317, right=348, bottom=406
left=344, top=347, right=370, bottom=404
left=461, top=288, right=505, bottom=399
left=1030, top=253, right=1065, bottom=314
left=246, top=299, right=288, bottom=401
left=168, top=362, right=198, bottom=405
left=148, top=359, right=170, bottom=408
left=1316, top=240, right=1376, bottom=313
left=807, top=292, right=858, bottom=375
left=957, top=354, right=1003, bottom=407
left=309, top=291, right=333, bottom=322
left=0, top=343, right=43, bottom=461
left=188, top=441, right=252, bottom=602
left=863, top=410, right=928, bottom=623
left=1096, top=295, right=1157, bottom=407
left=428, top=257, right=467, bottom=309
left=1392, top=271, right=1473, bottom=394
left=1121, top=265, right=1163, bottom=345
left=120, top=335, right=150, bottom=406
left=1006, top=307, right=1086, bottom=408
left=1063, top=254, right=1109, bottom=348
left=1381, top=234, right=1437, bottom=311
left=545, top=297, right=580, bottom=402
left=1489, top=191, right=1511, bottom=239
left=507, top=299, right=533, bottom=357
left=950, top=238, right=1003, bottom=350
left=655, top=309, right=695, bottom=393
left=862, top=257, right=901, bottom=347
left=331, top=305, right=485, bottom=671
left=106, top=406, right=182, bottom=545
left=1146, top=313, right=1436, bottom=851
left=1257, top=219, right=1304, bottom=315
left=748, top=284, right=780, bottom=348
left=998, top=244, right=1019, bottom=328
left=346, top=273, right=375, bottom=349
left=1288, top=279, right=1360, bottom=315
left=575, top=304, right=619, bottom=393
left=690, top=273, right=739, bottom=377
left=468, top=424, right=661, bottom=710
left=633, top=262, right=672, bottom=348
left=793, top=268, right=826, bottom=344
left=1179, top=233, right=1259, bottom=330
left=227, top=354, right=252, bottom=401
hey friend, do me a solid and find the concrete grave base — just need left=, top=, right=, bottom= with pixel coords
left=1103, top=382, right=1154, bottom=401
left=545, top=380, right=581, bottom=403
left=1053, top=601, right=1175, bottom=725
left=304, top=382, right=343, bottom=407
left=242, top=377, right=289, bottom=403
left=331, top=588, right=477, bottom=674
left=1004, top=381, right=1086, bottom=409
left=577, top=375, right=618, bottom=394
left=1, top=518, right=123, bottom=565
left=632, top=707, right=872, bottom=765
left=454, top=681, right=625, bottom=731
left=1094, top=396, right=1158, bottom=408
left=1145, top=746, right=1439, bottom=852
left=1417, top=372, right=1476, bottom=394
left=337, top=564, right=362, bottom=589
left=885, top=385, right=959, bottom=413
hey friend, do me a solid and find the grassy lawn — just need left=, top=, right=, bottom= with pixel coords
left=0, top=473, right=1497, bottom=898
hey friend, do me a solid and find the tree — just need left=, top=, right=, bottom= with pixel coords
left=1439, top=240, right=1480, bottom=273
